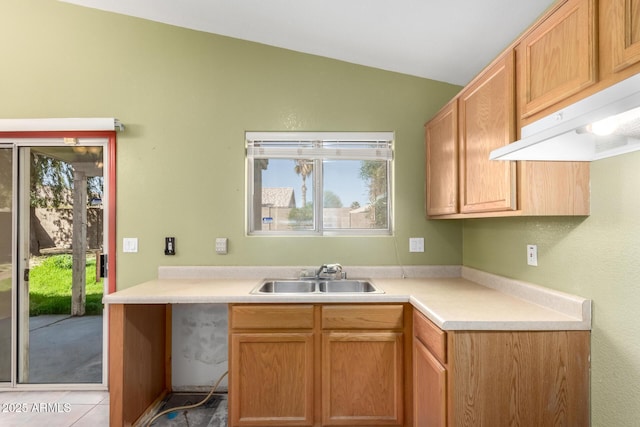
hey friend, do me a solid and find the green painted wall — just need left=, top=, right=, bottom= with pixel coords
left=6, top=1, right=638, bottom=425
left=1, top=0, right=462, bottom=289
left=464, top=152, right=640, bottom=426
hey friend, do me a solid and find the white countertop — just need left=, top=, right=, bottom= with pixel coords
left=103, top=266, right=591, bottom=331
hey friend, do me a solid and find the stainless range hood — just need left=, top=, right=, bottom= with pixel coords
left=490, top=72, right=640, bottom=161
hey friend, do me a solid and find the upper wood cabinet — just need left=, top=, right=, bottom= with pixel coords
left=424, top=0, right=597, bottom=219
left=459, top=51, right=517, bottom=214
left=518, top=161, right=590, bottom=215
left=425, top=98, right=458, bottom=216
left=600, top=0, right=640, bottom=78
left=519, top=0, right=640, bottom=125
left=423, top=53, right=590, bottom=219
left=519, top=0, right=597, bottom=119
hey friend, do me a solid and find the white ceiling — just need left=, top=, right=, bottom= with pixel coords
left=60, top=0, right=556, bottom=86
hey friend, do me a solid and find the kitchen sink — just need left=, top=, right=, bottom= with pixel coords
left=251, top=279, right=383, bottom=294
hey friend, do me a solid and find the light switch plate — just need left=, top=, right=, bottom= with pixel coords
left=123, top=237, right=138, bottom=253
left=409, top=237, right=424, bottom=253
left=216, top=237, right=228, bottom=254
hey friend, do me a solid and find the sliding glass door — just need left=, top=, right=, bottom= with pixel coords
left=18, top=142, right=107, bottom=384
left=0, top=136, right=112, bottom=386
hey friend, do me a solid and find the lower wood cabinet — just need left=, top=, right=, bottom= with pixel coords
left=322, top=305, right=405, bottom=426
left=412, top=309, right=591, bottom=427
left=108, top=304, right=170, bottom=427
left=228, top=304, right=589, bottom=427
left=448, top=330, right=590, bottom=426
left=230, top=332, right=314, bottom=425
left=413, top=339, right=446, bottom=427
left=108, top=303, right=590, bottom=427
left=229, top=305, right=315, bottom=426
left=229, top=303, right=410, bottom=427
left=322, top=332, right=403, bottom=425
left=413, top=310, right=447, bottom=427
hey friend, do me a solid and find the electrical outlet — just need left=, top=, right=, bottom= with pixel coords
left=409, top=237, right=424, bottom=253
left=527, top=244, right=538, bottom=266
left=216, top=238, right=228, bottom=255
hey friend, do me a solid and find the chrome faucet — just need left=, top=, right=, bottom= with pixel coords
left=316, top=263, right=345, bottom=279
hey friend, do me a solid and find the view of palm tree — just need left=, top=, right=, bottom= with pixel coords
left=293, top=159, right=313, bottom=207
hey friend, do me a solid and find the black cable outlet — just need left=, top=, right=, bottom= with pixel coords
left=165, top=237, right=176, bottom=255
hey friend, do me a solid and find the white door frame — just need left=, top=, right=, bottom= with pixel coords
left=17, top=146, right=30, bottom=384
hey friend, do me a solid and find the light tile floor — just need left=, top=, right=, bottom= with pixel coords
left=0, top=390, right=109, bottom=426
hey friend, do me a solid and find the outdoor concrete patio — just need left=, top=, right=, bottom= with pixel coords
left=28, top=315, right=103, bottom=384
left=0, top=310, right=102, bottom=384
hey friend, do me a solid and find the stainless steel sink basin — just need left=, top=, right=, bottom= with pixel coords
left=319, top=280, right=380, bottom=293
left=255, top=280, right=316, bottom=293
left=251, top=279, right=383, bottom=294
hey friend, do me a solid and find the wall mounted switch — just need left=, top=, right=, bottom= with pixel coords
left=123, top=238, right=138, bottom=253
left=527, top=244, right=538, bottom=266
left=216, top=238, right=228, bottom=254
left=409, top=237, right=424, bottom=253
left=165, top=237, right=176, bottom=255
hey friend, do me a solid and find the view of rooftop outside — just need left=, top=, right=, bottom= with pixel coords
left=256, top=158, right=389, bottom=232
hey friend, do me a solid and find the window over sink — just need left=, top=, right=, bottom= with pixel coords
left=246, top=131, right=394, bottom=236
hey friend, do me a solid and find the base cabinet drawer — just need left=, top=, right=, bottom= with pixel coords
left=322, top=305, right=404, bottom=330
left=230, top=304, right=314, bottom=329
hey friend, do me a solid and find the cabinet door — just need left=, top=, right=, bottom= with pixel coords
left=322, top=331, right=404, bottom=426
left=459, top=51, right=516, bottom=214
left=425, top=98, right=459, bottom=216
left=520, top=0, right=597, bottom=118
left=602, top=0, right=640, bottom=74
left=413, top=339, right=446, bottom=427
left=230, top=332, right=314, bottom=426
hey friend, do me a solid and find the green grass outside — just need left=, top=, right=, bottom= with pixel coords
left=0, top=277, right=10, bottom=292
left=29, top=254, right=103, bottom=316
left=0, top=262, right=10, bottom=291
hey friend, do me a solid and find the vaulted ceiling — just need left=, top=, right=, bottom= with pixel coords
left=60, top=0, right=556, bottom=86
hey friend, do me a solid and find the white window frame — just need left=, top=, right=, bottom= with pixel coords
left=246, top=131, right=394, bottom=236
